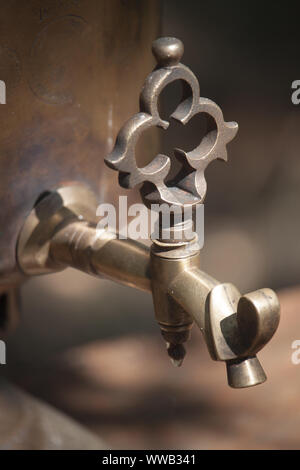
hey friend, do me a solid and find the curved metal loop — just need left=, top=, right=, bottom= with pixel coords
left=105, top=37, right=238, bottom=208
left=140, top=63, right=200, bottom=125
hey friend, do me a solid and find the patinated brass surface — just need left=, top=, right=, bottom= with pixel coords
left=0, top=0, right=160, bottom=287
left=106, top=37, right=238, bottom=210
left=17, top=185, right=151, bottom=291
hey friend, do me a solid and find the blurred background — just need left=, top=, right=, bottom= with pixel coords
left=3, top=0, right=300, bottom=449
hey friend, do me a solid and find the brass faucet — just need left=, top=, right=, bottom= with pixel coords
left=17, top=38, right=280, bottom=388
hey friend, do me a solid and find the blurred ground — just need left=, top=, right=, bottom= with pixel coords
left=4, top=274, right=300, bottom=449
left=3, top=0, right=300, bottom=450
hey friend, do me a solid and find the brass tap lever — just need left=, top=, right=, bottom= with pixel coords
left=17, top=37, right=280, bottom=388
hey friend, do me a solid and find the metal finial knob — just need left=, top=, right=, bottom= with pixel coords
left=105, top=37, right=238, bottom=209
left=152, top=37, right=184, bottom=66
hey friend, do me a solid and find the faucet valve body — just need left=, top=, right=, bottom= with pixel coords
left=150, top=237, right=200, bottom=366
left=150, top=233, right=280, bottom=386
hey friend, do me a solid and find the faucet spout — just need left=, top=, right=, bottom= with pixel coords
left=150, top=238, right=280, bottom=388
left=17, top=185, right=280, bottom=389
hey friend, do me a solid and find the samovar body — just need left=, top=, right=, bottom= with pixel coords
left=0, top=0, right=160, bottom=287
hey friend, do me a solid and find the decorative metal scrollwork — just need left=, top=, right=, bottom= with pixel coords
left=105, top=37, right=238, bottom=209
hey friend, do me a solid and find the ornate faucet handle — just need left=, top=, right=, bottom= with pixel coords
left=105, top=37, right=238, bottom=209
